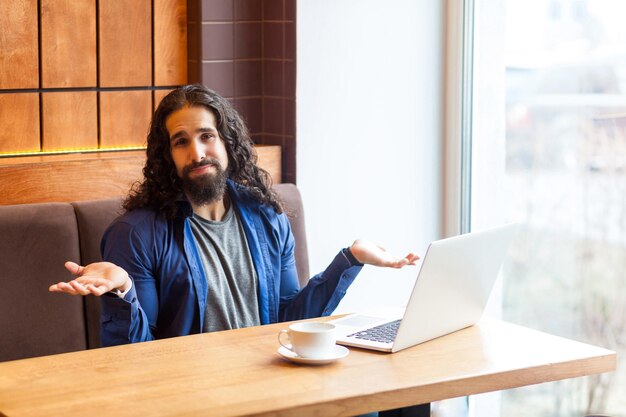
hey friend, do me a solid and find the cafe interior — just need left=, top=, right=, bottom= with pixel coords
left=0, top=1, right=620, bottom=417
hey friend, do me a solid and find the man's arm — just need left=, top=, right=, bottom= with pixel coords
left=48, top=260, right=157, bottom=345
left=348, top=239, right=420, bottom=268
left=49, top=221, right=159, bottom=345
left=276, top=212, right=418, bottom=321
left=278, top=248, right=362, bottom=321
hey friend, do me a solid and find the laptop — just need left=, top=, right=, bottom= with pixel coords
left=329, top=223, right=518, bottom=353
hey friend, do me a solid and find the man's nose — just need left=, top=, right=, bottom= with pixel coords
left=190, top=139, right=205, bottom=161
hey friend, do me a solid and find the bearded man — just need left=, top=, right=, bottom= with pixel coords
left=50, top=84, right=418, bottom=346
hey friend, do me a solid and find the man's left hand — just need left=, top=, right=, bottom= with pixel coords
left=349, top=239, right=419, bottom=268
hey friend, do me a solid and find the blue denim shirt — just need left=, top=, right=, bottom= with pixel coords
left=99, top=180, right=362, bottom=346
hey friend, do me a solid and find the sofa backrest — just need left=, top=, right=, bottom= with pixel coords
left=273, top=183, right=310, bottom=284
left=0, top=203, right=87, bottom=362
left=71, top=198, right=125, bottom=350
left=0, top=184, right=308, bottom=360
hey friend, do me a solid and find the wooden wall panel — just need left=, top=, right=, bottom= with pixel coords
left=0, top=94, right=40, bottom=153
left=100, top=91, right=152, bottom=148
left=99, top=0, right=152, bottom=87
left=0, top=152, right=145, bottom=204
left=42, top=92, right=97, bottom=151
left=256, top=145, right=282, bottom=184
left=154, top=89, right=173, bottom=111
left=0, top=0, right=38, bottom=89
left=41, top=0, right=96, bottom=88
left=154, top=0, right=187, bottom=86
left=0, top=146, right=281, bottom=205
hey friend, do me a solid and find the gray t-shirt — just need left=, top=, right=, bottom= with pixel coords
left=189, top=206, right=261, bottom=332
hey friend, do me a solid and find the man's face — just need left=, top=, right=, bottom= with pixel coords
left=166, top=105, right=230, bottom=204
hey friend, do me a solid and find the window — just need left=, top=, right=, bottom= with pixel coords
left=469, top=0, right=626, bottom=415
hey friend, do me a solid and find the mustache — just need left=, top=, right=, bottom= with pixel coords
left=182, top=158, right=223, bottom=176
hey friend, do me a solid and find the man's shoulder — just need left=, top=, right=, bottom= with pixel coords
left=227, top=180, right=256, bottom=202
left=228, top=183, right=289, bottom=237
left=105, top=207, right=171, bottom=236
left=227, top=180, right=279, bottom=213
left=230, top=184, right=285, bottom=222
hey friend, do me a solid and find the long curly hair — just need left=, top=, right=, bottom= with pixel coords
left=124, top=85, right=283, bottom=217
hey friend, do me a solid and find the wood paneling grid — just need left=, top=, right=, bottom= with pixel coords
left=0, top=0, right=187, bottom=156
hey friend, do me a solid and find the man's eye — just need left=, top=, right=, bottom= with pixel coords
left=202, top=133, right=215, bottom=141
left=173, top=139, right=187, bottom=147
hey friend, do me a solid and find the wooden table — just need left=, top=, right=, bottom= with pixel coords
left=0, top=319, right=615, bottom=417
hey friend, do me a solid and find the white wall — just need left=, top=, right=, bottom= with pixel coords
left=297, top=0, right=444, bottom=313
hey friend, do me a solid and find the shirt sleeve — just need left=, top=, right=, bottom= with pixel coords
left=99, top=220, right=159, bottom=346
left=277, top=214, right=362, bottom=321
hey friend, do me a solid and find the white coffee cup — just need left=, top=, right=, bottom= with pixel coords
left=278, top=322, right=336, bottom=359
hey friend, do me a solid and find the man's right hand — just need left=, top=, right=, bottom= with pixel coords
left=49, top=261, right=131, bottom=297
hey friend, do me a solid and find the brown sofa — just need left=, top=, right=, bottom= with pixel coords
left=0, top=184, right=308, bottom=362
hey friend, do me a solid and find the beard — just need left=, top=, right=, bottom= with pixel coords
left=180, top=158, right=229, bottom=206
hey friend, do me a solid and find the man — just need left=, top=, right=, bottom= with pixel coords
left=49, top=84, right=418, bottom=346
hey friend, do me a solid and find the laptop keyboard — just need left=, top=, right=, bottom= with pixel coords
left=347, top=319, right=401, bottom=344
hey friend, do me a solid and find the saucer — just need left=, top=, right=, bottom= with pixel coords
left=277, top=345, right=349, bottom=365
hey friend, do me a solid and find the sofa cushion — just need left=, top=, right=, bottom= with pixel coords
left=273, top=184, right=310, bottom=286
left=71, top=198, right=124, bottom=349
left=0, top=203, right=85, bottom=362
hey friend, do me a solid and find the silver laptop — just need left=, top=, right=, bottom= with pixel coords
left=330, top=223, right=518, bottom=353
